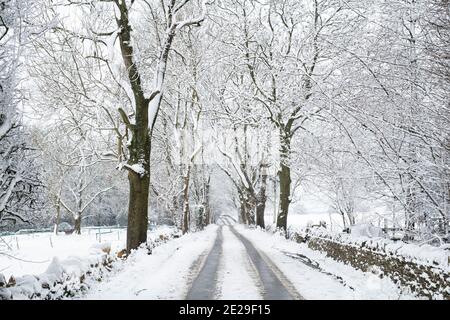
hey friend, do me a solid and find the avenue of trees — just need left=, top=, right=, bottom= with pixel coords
left=1, top=0, right=449, bottom=249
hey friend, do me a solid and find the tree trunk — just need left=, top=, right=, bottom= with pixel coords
left=245, top=193, right=255, bottom=225
left=116, top=2, right=152, bottom=253
left=347, top=210, right=356, bottom=226
left=127, top=168, right=149, bottom=252
left=277, top=132, right=291, bottom=232
left=256, top=166, right=268, bottom=229
left=54, top=200, right=61, bottom=235
left=273, top=178, right=278, bottom=224
left=74, top=190, right=83, bottom=235
left=238, top=189, right=247, bottom=224
left=203, top=176, right=211, bottom=225
left=125, top=93, right=150, bottom=252
left=125, top=86, right=151, bottom=253
left=74, top=213, right=81, bottom=235
left=182, top=166, right=191, bottom=234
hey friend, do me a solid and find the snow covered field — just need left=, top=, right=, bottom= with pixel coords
left=264, top=189, right=392, bottom=233
left=0, top=226, right=175, bottom=280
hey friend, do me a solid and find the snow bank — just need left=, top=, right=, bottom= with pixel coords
left=0, top=226, right=182, bottom=300
left=85, top=225, right=217, bottom=300
left=287, top=227, right=450, bottom=299
left=0, top=226, right=181, bottom=280
left=0, top=228, right=128, bottom=279
left=235, top=225, right=418, bottom=300
left=0, top=244, right=113, bottom=300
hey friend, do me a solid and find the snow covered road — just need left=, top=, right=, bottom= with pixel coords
left=83, top=223, right=415, bottom=300
left=187, top=225, right=293, bottom=300
left=84, top=224, right=303, bottom=300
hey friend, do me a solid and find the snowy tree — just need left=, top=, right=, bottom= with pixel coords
left=0, top=0, right=46, bottom=230
left=211, top=0, right=364, bottom=232
left=111, top=0, right=207, bottom=249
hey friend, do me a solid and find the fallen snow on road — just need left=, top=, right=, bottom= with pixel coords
left=234, top=225, right=419, bottom=300
left=215, top=226, right=262, bottom=300
left=83, top=225, right=218, bottom=300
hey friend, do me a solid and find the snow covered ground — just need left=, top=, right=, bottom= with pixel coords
left=0, top=226, right=175, bottom=280
left=234, top=225, right=419, bottom=300
left=1, top=223, right=433, bottom=300
left=264, top=210, right=393, bottom=233
left=83, top=225, right=219, bottom=299
left=263, top=186, right=393, bottom=233
left=81, top=224, right=422, bottom=300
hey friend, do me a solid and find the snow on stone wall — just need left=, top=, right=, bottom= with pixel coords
left=0, top=245, right=114, bottom=300
left=289, top=227, right=450, bottom=300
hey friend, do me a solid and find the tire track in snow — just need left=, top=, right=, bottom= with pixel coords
left=230, top=226, right=304, bottom=300
left=215, top=226, right=263, bottom=300
left=186, top=227, right=223, bottom=300
left=184, top=249, right=211, bottom=296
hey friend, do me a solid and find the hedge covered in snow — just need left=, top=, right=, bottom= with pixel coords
left=289, top=227, right=450, bottom=299
left=0, top=227, right=182, bottom=300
